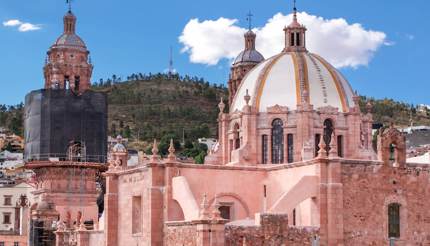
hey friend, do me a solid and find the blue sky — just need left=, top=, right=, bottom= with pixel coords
left=0, top=0, right=428, bottom=105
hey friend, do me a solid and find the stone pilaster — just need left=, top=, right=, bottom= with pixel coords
left=104, top=171, right=118, bottom=246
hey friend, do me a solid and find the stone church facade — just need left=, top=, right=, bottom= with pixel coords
left=24, top=4, right=430, bottom=246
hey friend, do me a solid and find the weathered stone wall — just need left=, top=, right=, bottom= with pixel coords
left=224, top=214, right=319, bottom=246
left=165, top=222, right=199, bottom=246
left=164, top=220, right=225, bottom=246
left=342, top=162, right=430, bottom=245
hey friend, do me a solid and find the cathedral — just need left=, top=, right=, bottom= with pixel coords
left=23, top=3, right=430, bottom=246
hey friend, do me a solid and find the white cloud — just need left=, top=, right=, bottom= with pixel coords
left=179, top=12, right=388, bottom=69
left=3, top=19, right=22, bottom=27
left=3, top=19, right=41, bottom=32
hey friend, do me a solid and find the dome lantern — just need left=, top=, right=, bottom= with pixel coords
left=283, top=1, right=307, bottom=52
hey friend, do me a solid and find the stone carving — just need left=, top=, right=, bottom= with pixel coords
left=317, top=105, right=339, bottom=114
left=267, top=104, right=288, bottom=113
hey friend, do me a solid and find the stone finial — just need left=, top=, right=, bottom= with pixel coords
left=151, top=139, right=160, bottom=162
left=317, top=136, right=327, bottom=158
left=152, top=139, right=159, bottom=156
left=353, top=93, right=360, bottom=107
left=328, top=132, right=338, bottom=158
left=218, top=97, right=225, bottom=114
left=211, top=195, right=222, bottom=220
left=168, top=139, right=176, bottom=160
left=199, top=193, right=210, bottom=220
left=244, top=89, right=251, bottom=106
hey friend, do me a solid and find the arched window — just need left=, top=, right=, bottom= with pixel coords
left=234, top=124, right=240, bottom=150
left=323, top=119, right=334, bottom=153
left=271, top=119, right=284, bottom=164
left=287, top=134, right=294, bottom=163
left=290, top=33, right=295, bottom=46
left=337, top=135, right=343, bottom=157
left=315, top=134, right=321, bottom=157
left=389, top=143, right=396, bottom=161
left=262, top=135, right=268, bottom=164
left=388, top=203, right=400, bottom=238
left=295, top=33, right=301, bottom=46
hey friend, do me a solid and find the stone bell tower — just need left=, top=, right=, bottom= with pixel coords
left=43, top=9, right=93, bottom=94
left=25, top=5, right=107, bottom=246
left=228, top=12, right=264, bottom=105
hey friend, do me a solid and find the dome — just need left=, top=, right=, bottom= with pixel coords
left=53, top=33, right=86, bottom=50
left=112, top=135, right=127, bottom=153
left=231, top=52, right=355, bottom=113
left=233, top=50, right=265, bottom=65
left=112, top=143, right=127, bottom=153
left=50, top=11, right=87, bottom=51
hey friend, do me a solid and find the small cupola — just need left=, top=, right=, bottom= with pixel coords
left=63, top=11, right=77, bottom=34
left=283, top=2, right=307, bottom=52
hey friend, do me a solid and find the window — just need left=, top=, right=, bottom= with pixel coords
left=292, top=208, right=296, bottom=226
left=337, top=135, right=343, bottom=157
left=234, top=124, right=240, bottom=150
left=271, top=119, right=284, bottom=164
left=219, top=206, right=231, bottom=220
left=132, top=196, right=142, bottom=234
left=262, top=135, right=268, bottom=164
left=14, top=242, right=19, bottom=246
left=388, top=203, right=400, bottom=238
left=4, top=196, right=12, bottom=206
left=323, top=119, right=334, bottom=153
left=295, top=33, right=301, bottom=46
left=290, top=33, right=295, bottom=46
left=389, top=143, right=396, bottom=161
left=0, top=242, right=4, bottom=246
left=3, top=213, right=11, bottom=224
left=74, top=76, right=80, bottom=92
left=315, top=134, right=321, bottom=157
left=287, top=134, right=294, bottom=163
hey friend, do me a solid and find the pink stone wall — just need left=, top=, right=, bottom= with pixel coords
left=224, top=214, right=319, bottom=246
left=165, top=220, right=225, bottom=246
left=165, top=222, right=198, bottom=246
left=177, top=165, right=267, bottom=220
left=342, top=162, right=430, bottom=245
left=116, top=170, right=148, bottom=245
left=0, top=234, right=27, bottom=246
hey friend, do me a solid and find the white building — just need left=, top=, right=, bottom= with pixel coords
left=0, top=182, right=34, bottom=234
left=198, top=138, right=217, bottom=151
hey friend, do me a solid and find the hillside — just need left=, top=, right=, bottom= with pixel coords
left=92, top=73, right=227, bottom=150
left=1, top=73, right=430, bottom=150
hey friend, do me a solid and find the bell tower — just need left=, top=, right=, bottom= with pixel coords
left=228, top=12, right=265, bottom=105
left=25, top=4, right=107, bottom=245
left=43, top=9, right=93, bottom=94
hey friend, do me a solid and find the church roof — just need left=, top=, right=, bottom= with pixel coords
left=53, top=33, right=86, bottom=50
left=231, top=51, right=355, bottom=113
left=233, top=49, right=265, bottom=65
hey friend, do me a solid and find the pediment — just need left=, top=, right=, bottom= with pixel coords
left=266, top=104, right=288, bottom=113
left=317, top=105, right=339, bottom=114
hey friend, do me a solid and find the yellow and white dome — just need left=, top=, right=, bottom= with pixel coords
left=231, top=8, right=356, bottom=113
left=231, top=51, right=355, bottom=113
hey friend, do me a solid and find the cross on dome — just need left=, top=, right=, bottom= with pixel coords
left=66, top=0, right=73, bottom=13
left=246, top=11, right=253, bottom=31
